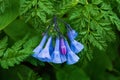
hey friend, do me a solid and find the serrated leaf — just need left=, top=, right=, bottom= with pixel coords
left=79, top=0, right=86, bottom=4
left=92, top=0, right=103, bottom=5
left=0, top=36, right=8, bottom=57
left=0, top=36, right=35, bottom=69
left=38, top=0, right=53, bottom=15
left=89, top=33, right=107, bottom=50
left=37, top=10, right=46, bottom=23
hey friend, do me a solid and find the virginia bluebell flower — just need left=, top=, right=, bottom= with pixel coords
left=66, top=24, right=78, bottom=39
left=32, top=34, right=48, bottom=58
left=67, top=29, right=78, bottom=39
left=65, top=40, right=80, bottom=65
left=51, top=37, right=66, bottom=63
left=70, top=39, right=84, bottom=54
left=67, top=28, right=84, bottom=54
left=37, top=36, right=52, bottom=62
left=60, top=37, right=67, bottom=55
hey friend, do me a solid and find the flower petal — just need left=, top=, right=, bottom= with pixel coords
left=37, top=36, right=52, bottom=62
left=70, top=40, right=84, bottom=54
left=51, top=38, right=62, bottom=63
left=67, top=30, right=78, bottom=40
left=65, top=40, right=80, bottom=65
left=60, top=54, right=67, bottom=63
left=32, top=34, right=48, bottom=58
left=52, top=51, right=62, bottom=63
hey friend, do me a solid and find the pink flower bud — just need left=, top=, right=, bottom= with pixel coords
left=60, top=38, right=67, bottom=55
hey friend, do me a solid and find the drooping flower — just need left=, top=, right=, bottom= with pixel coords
left=37, top=36, right=52, bottom=62
left=60, top=37, right=67, bottom=55
left=67, top=29, right=78, bottom=39
left=65, top=40, right=80, bottom=65
left=70, top=39, right=84, bottom=54
left=66, top=25, right=84, bottom=54
left=66, top=24, right=78, bottom=39
left=32, top=34, right=48, bottom=58
left=51, top=37, right=66, bottom=63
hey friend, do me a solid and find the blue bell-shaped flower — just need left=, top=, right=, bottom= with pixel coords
left=37, top=36, right=52, bottom=62
left=32, top=34, right=48, bottom=58
left=66, top=24, right=78, bottom=39
left=65, top=40, right=80, bottom=65
left=67, top=29, right=78, bottom=39
left=70, top=39, right=84, bottom=54
left=51, top=37, right=64, bottom=63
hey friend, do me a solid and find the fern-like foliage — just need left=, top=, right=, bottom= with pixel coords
left=20, top=0, right=55, bottom=32
left=0, top=36, right=8, bottom=57
left=52, top=0, right=79, bottom=16
left=0, top=36, right=39, bottom=69
left=20, top=0, right=55, bottom=22
left=69, top=0, right=118, bottom=59
left=1, top=0, right=120, bottom=80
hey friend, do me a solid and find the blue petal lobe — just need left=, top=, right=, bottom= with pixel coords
left=60, top=54, right=67, bottom=63
left=65, top=40, right=80, bottom=65
left=51, top=38, right=63, bottom=63
left=37, top=36, right=52, bottom=62
left=67, top=30, right=78, bottom=40
left=32, top=34, right=48, bottom=58
left=70, top=40, right=84, bottom=54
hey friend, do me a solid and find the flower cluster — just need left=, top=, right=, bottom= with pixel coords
left=32, top=17, right=84, bottom=65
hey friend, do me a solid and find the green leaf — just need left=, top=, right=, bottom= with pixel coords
left=0, top=36, right=35, bottom=69
left=0, top=36, right=8, bottom=57
left=56, top=66, right=90, bottom=80
left=79, top=0, right=86, bottom=4
left=92, top=0, right=103, bottom=5
left=0, top=65, right=41, bottom=80
left=38, top=0, right=54, bottom=15
left=4, top=20, right=32, bottom=41
left=88, top=33, right=107, bottom=50
left=37, top=10, right=46, bottom=23
left=0, top=0, right=20, bottom=30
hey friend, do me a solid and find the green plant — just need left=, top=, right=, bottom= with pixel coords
left=0, top=0, right=120, bottom=80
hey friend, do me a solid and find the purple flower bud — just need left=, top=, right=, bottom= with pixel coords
left=60, top=38, right=67, bottom=55
left=51, top=37, right=66, bottom=63
left=32, top=34, right=48, bottom=58
left=70, top=40, right=84, bottom=54
left=37, top=36, right=52, bottom=62
left=65, top=40, right=80, bottom=65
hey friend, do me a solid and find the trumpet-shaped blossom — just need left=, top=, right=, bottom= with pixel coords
left=66, top=24, right=77, bottom=39
left=37, top=36, right=52, bottom=62
left=70, top=39, right=84, bottom=54
left=51, top=37, right=66, bottom=63
left=65, top=40, right=80, bottom=65
left=60, top=38, right=67, bottom=55
left=32, top=34, right=48, bottom=58
left=67, top=29, right=84, bottom=54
